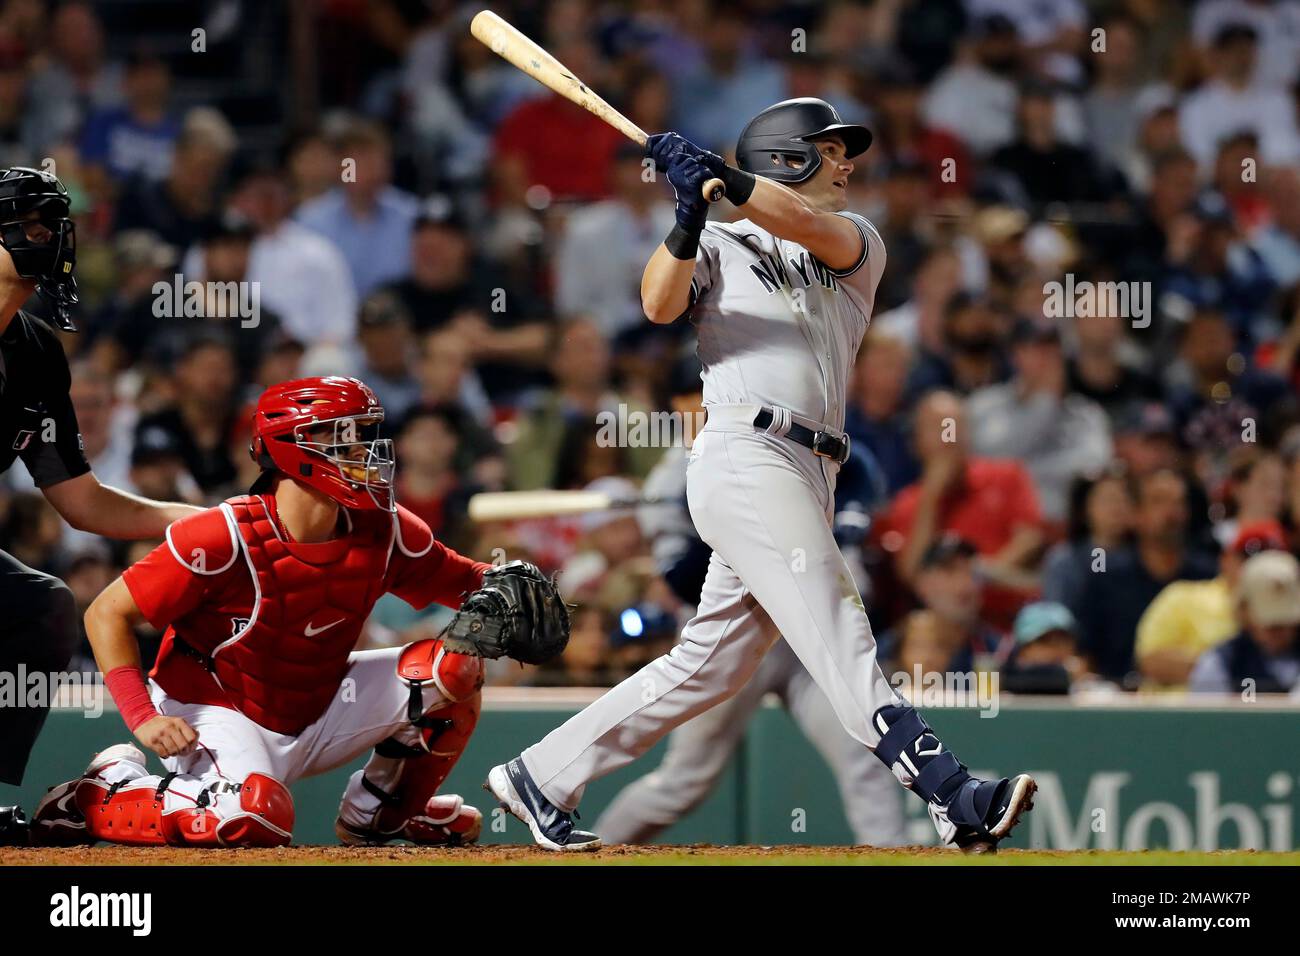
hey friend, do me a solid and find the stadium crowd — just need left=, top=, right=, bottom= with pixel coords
left=2, top=0, right=1300, bottom=696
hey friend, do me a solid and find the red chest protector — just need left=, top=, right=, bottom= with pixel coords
left=190, top=495, right=395, bottom=734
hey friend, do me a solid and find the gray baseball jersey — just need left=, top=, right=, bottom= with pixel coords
left=689, top=212, right=887, bottom=430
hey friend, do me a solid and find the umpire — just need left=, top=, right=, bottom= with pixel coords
left=0, top=168, right=201, bottom=843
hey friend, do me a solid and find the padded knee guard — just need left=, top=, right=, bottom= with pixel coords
left=399, top=638, right=484, bottom=714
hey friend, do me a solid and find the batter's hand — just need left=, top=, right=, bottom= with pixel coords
left=647, top=133, right=716, bottom=230
left=133, top=715, right=199, bottom=759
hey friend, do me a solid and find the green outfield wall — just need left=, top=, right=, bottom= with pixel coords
left=4, top=693, right=1297, bottom=850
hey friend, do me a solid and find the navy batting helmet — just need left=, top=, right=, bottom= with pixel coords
left=0, top=167, right=78, bottom=330
left=735, top=98, right=872, bottom=185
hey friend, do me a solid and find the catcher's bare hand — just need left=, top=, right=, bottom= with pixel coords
left=134, top=715, right=199, bottom=759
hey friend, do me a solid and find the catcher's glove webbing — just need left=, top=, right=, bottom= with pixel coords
left=442, top=560, right=570, bottom=664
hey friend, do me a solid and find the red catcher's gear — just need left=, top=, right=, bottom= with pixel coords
left=250, top=376, right=396, bottom=512
left=75, top=772, right=294, bottom=847
left=174, top=495, right=401, bottom=734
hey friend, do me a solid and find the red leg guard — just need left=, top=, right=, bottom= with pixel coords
left=374, top=694, right=481, bottom=835
left=74, top=774, right=293, bottom=847
left=212, top=774, right=294, bottom=847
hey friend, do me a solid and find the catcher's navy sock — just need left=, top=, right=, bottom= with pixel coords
left=870, top=704, right=1008, bottom=831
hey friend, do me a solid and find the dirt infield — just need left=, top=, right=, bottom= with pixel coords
left=4, top=844, right=1296, bottom=866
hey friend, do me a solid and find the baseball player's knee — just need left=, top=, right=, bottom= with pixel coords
left=399, top=637, right=485, bottom=705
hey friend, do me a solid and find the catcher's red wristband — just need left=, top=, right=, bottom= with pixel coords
left=104, top=666, right=158, bottom=732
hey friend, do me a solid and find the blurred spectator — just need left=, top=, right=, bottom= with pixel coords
left=79, top=49, right=178, bottom=187
left=1068, top=468, right=1218, bottom=684
left=883, top=533, right=1010, bottom=682
left=1218, top=449, right=1287, bottom=548
left=906, top=292, right=1011, bottom=398
left=989, top=82, right=1113, bottom=209
left=846, top=331, right=919, bottom=495
left=154, top=212, right=289, bottom=381
left=1065, top=311, right=1163, bottom=424
left=354, top=290, right=419, bottom=420
left=871, top=156, right=933, bottom=312
left=133, top=337, right=241, bottom=495
left=1041, top=469, right=1135, bottom=610
left=88, top=229, right=178, bottom=370
left=1137, top=519, right=1286, bottom=689
left=875, top=390, right=1043, bottom=628
left=872, top=244, right=963, bottom=352
left=870, top=63, right=971, bottom=199
left=1166, top=310, right=1292, bottom=471
left=393, top=405, right=464, bottom=538
left=115, top=106, right=237, bottom=249
left=296, top=119, right=417, bottom=297
left=668, top=2, right=786, bottom=151
left=555, top=144, right=675, bottom=340
left=1112, top=402, right=1182, bottom=477
left=1253, top=166, right=1300, bottom=287
left=1163, top=195, right=1278, bottom=349
left=225, top=163, right=358, bottom=349
left=1178, top=22, right=1300, bottom=172
left=379, top=196, right=548, bottom=399
left=1189, top=549, right=1300, bottom=693
left=923, top=14, right=1023, bottom=156
left=1191, top=0, right=1300, bottom=89
left=967, top=319, right=1112, bottom=522
left=558, top=477, right=650, bottom=613
left=1001, top=600, right=1085, bottom=695
left=507, top=317, right=657, bottom=489
left=1082, top=12, right=1164, bottom=173
left=26, top=2, right=120, bottom=153
left=492, top=39, right=624, bottom=203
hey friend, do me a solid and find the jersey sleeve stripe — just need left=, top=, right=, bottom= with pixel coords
left=826, top=213, right=871, bottom=278
left=164, top=505, right=241, bottom=575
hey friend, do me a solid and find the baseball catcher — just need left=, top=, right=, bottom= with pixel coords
left=30, top=376, right=566, bottom=848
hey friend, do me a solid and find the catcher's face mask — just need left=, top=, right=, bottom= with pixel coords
left=297, top=414, right=396, bottom=512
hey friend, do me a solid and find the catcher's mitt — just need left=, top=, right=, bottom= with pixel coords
left=441, top=560, right=570, bottom=664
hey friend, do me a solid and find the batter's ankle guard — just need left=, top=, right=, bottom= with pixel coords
left=871, top=704, right=1004, bottom=830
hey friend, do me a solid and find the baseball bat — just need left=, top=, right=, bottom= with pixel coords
left=470, top=10, right=725, bottom=203
left=468, top=489, right=671, bottom=522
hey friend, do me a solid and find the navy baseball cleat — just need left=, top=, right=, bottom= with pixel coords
left=485, top=758, right=601, bottom=852
left=950, top=773, right=1037, bottom=854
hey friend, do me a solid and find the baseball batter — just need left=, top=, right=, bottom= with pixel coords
left=489, top=98, right=1036, bottom=852
left=29, top=376, right=567, bottom=848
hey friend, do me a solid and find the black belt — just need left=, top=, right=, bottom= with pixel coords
left=752, top=408, right=851, bottom=465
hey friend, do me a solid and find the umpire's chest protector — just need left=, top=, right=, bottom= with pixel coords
left=200, top=495, right=395, bottom=734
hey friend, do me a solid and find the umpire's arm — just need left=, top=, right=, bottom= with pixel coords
left=42, top=472, right=201, bottom=539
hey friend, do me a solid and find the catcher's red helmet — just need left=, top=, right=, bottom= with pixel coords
left=249, top=376, right=396, bottom=512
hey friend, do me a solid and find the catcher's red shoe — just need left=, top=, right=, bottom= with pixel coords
left=335, top=794, right=482, bottom=847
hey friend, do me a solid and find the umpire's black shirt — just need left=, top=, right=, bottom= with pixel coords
left=0, top=310, right=90, bottom=487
